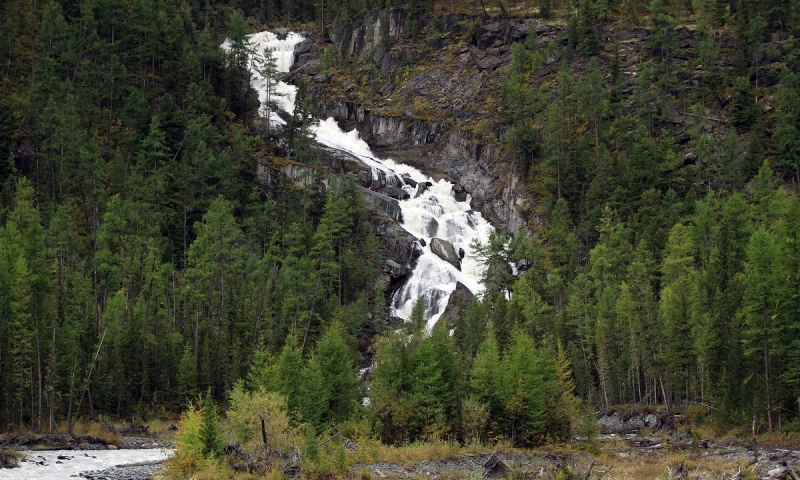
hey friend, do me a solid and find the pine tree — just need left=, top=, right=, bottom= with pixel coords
left=199, top=390, right=223, bottom=458
left=255, top=47, right=280, bottom=136
left=176, top=345, right=198, bottom=402
left=302, top=323, right=358, bottom=429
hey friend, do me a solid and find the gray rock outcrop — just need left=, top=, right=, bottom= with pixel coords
left=430, top=238, right=461, bottom=270
left=437, top=282, right=474, bottom=330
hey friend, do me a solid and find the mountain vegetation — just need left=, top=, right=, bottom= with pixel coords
left=0, top=0, right=799, bottom=476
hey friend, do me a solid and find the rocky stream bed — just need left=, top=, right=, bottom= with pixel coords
left=0, top=434, right=173, bottom=480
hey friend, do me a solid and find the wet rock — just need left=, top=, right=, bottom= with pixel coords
left=384, top=259, right=409, bottom=279
left=401, top=174, right=417, bottom=187
left=274, top=28, right=289, bottom=40
left=430, top=238, right=461, bottom=270
left=514, top=258, right=532, bottom=274
left=293, top=39, right=313, bottom=57
left=415, top=182, right=429, bottom=198
left=379, top=185, right=411, bottom=200
left=370, top=212, right=420, bottom=271
left=437, top=282, right=474, bottom=329
left=362, top=188, right=402, bottom=221
left=453, top=183, right=468, bottom=202
left=0, top=450, right=21, bottom=469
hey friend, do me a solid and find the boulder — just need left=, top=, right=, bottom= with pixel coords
left=401, top=174, right=418, bottom=187
left=597, top=411, right=646, bottom=434
left=430, top=238, right=461, bottom=270
left=362, top=188, right=402, bottom=221
left=384, top=259, right=409, bottom=279
left=370, top=212, right=420, bottom=271
left=453, top=183, right=468, bottom=202
left=0, top=450, right=21, bottom=469
left=378, top=185, right=410, bottom=200
left=437, top=282, right=474, bottom=330
left=293, top=39, right=313, bottom=57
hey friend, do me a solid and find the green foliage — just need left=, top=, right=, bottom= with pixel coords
left=199, top=390, right=224, bottom=458
left=227, top=382, right=296, bottom=454
left=302, top=322, right=359, bottom=431
left=170, top=403, right=204, bottom=477
left=176, top=346, right=199, bottom=402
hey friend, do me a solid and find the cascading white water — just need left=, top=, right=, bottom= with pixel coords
left=231, top=32, right=494, bottom=329
left=222, top=31, right=307, bottom=125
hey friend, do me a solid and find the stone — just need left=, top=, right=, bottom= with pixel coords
left=362, top=188, right=402, bottom=221
left=384, top=259, right=409, bottom=279
left=430, top=238, right=461, bottom=270
left=644, top=414, right=658, bottom=428
left=107, top=445, right=118, bottom=450
left=369, top=212, right=420, bottom=270
left=514, top=259, right=532, bottom=274
left=313, top=73, right=331, bottom=83
left=401, top=174, right=417, bottom=188
left=379, top=185, right=410, bottom=200
left=293, top=39, right=313, bottom=57
left=274, top=28, right=289, bottom=40
left=597, top=411, right=646, bottom=434
left=477, top=55, right=503, bottom=71
left=453, top=183, right=468, bottom=202
left=437, top=282, right=474, bottom=329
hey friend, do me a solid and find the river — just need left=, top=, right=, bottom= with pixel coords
left=0, top=449, right=172, bottom=480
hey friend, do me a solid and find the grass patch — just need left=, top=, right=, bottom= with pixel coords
left=58, top=420, right=121, bottom=447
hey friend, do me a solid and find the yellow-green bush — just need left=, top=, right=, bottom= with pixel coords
left=227, top=383, right=297, bottom=455
left=167, top=403, right=204, bottom=478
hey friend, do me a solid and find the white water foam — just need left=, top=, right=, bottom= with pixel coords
left=222, top=31, right=306, bottom=125
left=235, top=32, right=495, bottom=329
left=0, top=449, right=172, bottom=480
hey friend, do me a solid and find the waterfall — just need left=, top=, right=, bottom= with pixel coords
left=229, top=32, right=494, bottom=329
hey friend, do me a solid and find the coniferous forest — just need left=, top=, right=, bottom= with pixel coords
left=1, top=0, right=800, bottom=474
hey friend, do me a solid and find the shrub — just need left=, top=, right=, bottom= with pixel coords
left=227, top=382, right=297, bottom=455
left=167, top=403, right=204, bottom=477
left=461, top=396, right=489, bottom=443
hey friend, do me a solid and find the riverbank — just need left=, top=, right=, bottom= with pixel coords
left=0, top=430, right=174, bottom=480
left=0, top=432, right=173, bottom=452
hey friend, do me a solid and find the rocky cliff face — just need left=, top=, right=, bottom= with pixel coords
left=278, top=12, right=568, bottom=325
left=287, top=11, right=558, bottom=235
